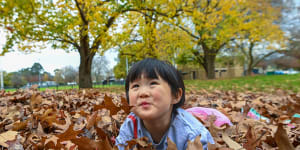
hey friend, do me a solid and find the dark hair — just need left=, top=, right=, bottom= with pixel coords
left=125, top=58, right=185, bottom=109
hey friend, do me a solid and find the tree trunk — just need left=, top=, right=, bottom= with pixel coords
left=77, top=18, right=97, bottom=88
left=204, top=51, right=216, bottom=79
left=246, top=42, right=255, bottom=76
left=78, top=22, right=95, bottom=88
left=246, top=66, right=253, bottom=76
left=78, top=49, right=94, bottom=88
left=246, top=55, right=254, bottom=76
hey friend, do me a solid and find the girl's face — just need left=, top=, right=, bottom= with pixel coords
left=128, top=74, right=181, bottom=121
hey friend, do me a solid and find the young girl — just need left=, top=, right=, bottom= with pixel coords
left=115, top=58, right=214, bottom=150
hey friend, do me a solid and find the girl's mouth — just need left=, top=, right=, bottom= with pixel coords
left=140, top=102, right=150, bottom=107
left=141, top=102, right=149, bottom=105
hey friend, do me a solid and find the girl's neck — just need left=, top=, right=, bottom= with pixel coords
left=142, top=111, right=173, bottom=143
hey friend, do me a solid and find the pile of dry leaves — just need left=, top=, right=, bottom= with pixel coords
left=0, top=87, right=299, bottom=150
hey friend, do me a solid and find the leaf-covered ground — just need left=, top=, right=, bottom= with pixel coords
left=0, top=87, right=299, bottom=150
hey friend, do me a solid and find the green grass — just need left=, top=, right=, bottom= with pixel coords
left=4, top=84, right=124, bottom=92
left=184, top=73, right=300, bottom=93
left=4, top=74, right=299, bottom=93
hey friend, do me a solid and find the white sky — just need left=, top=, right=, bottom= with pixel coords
left=0, top=29, right=118, bottom=75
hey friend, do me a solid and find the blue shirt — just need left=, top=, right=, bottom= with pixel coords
left=115, top=108, right=215, bottom=150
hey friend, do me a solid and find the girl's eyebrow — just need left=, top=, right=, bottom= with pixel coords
left=130, top=78, right=141, bottom=83
left=149, top=78, right=159, bottom=81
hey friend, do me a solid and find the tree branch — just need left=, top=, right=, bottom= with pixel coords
left=177, top=25, right=199, bottom=39
left=91, top=16, right=117, bottom=51
left=233, top=40, right=250, bottom=60
left=124, top=8, right=181, bottom=18
left=253, top=50, right=282, bottom=67
left=74, top=0, right=88, bottom=24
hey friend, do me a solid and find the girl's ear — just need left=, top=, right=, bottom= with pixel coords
left=172, top=88, right=183, bottom=104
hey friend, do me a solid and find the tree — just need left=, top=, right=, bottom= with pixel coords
left=110, top=0, right=195, bottom=72
left=113, top=56, right=127, bottom=79
left=61, top=66, right=78, bottom=84
left=267, top=0, right=300, bottom=67
left=3, top=71, right=12, bottom=87
left=19, top=68, right=33, bottom=83
left=233, top=0, right=286, bottom=75
left=274, top=56, right=300, bottom=69
left=175, top=0, right=248, bottom=79
left=285, top=27, right=300, bottom=61
left=92, top=56, right=108, bottom=83
left=54, top=69, right=64, bottom=85
left=31, top=62, right=44, bottom=76
left=0, top=0, right=156, bottom=88
left=29, top=62, right=45, bottom=83
left=117, top=12, right=175, bottom=61
left=10, top=72, right=25, bottom=88
left=42, top=71, right=53, bottom=81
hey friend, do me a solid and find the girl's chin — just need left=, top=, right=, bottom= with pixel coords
left=139, top=116, right=156, bottom=121
left=135, top=111, right=156, bottom=120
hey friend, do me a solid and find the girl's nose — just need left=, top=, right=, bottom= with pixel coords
left=138, top=86, right=150, bottom=98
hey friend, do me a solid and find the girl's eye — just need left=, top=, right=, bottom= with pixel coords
left=150, top=81, right=158, bottom=85
left=131, top=84, right=139, bottom=88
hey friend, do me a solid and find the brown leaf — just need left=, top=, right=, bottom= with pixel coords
left=44, top=140, right=57, bottom=149
left=97, top=136, right=114, bottom=150
left=242, top=103, right=251, bottom=117
left=186, top=135, right=203, bottom=150
left=167, top=137, right=178, bottom=150
left=12, top=120, right=28, bottom=131
left=52, top=111, right=72, bottom=132
left=291, top=117, right=300, bottom=124
left=243, top=126, right=257, bottom=150
left=126, top=138, right=138, bottom=149
left=207, top=143, right=219, bottom=150
left=222, top=131, right=243, bottom=150
left=94, top=95, right=121, bottom=116
left=274, top=123, right=295, bottom=150
left=56, top=124, right=83, bottom=141
left=44, top=135, right=59, bottom=148
left=30, top=93, right=43, bottom=109
left=71, top=136, right=104, bottom=150
left=135, top=137, right=152, bottom=148
left=125, top=137, right=153, bottom=150
left=0, top=131, right=18, bottom=147
left=86, top=111, right=98, bottom=129
left=95, top=126, right=108, bottom=140
left=121, top=97, right=134, bottom=114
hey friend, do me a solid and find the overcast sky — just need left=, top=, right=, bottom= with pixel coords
left=0, top=29, right=118, bottom=75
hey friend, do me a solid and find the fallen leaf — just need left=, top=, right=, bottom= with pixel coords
left=222, top=132, right=244, bottom=150
left=94, top=95, right=121, bottom=116
left=167, top=137, right=177, bottom=150
left=12, top=120, right=28, bottom=131
left=86, top=111, right=98, bottom=129
left=0, top=131, right=18, bottom=147
left=30, top=93, right=43, bottom=109
left=45, top=135, right=59, bottom=147
left=186, top=135, right=203, bottom=150
left=56, top=124, right=83, bottom=141
left=274, top=123, right=295, bottom=150
left=243, top=126, right=257, bottom=150
left=71, top=136, right=104, bottom=150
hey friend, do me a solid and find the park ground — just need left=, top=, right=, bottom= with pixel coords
left=6, top=73, right=297, bottom=93
left=0, top=73, right=299, bottom=149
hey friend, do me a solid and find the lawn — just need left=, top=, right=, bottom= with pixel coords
left=3, top=84, right=124, bottom=92
left=184, top=73, right=300, bottom=93
left=4, top=74, right=299, bottom=93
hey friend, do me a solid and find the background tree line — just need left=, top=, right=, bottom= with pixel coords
left=1, top=0, right=299, bottom=88
left=3, top=56, right=110, bottom=88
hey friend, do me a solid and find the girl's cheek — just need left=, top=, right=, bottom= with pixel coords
left=129, top=94, right=137, bottom=106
